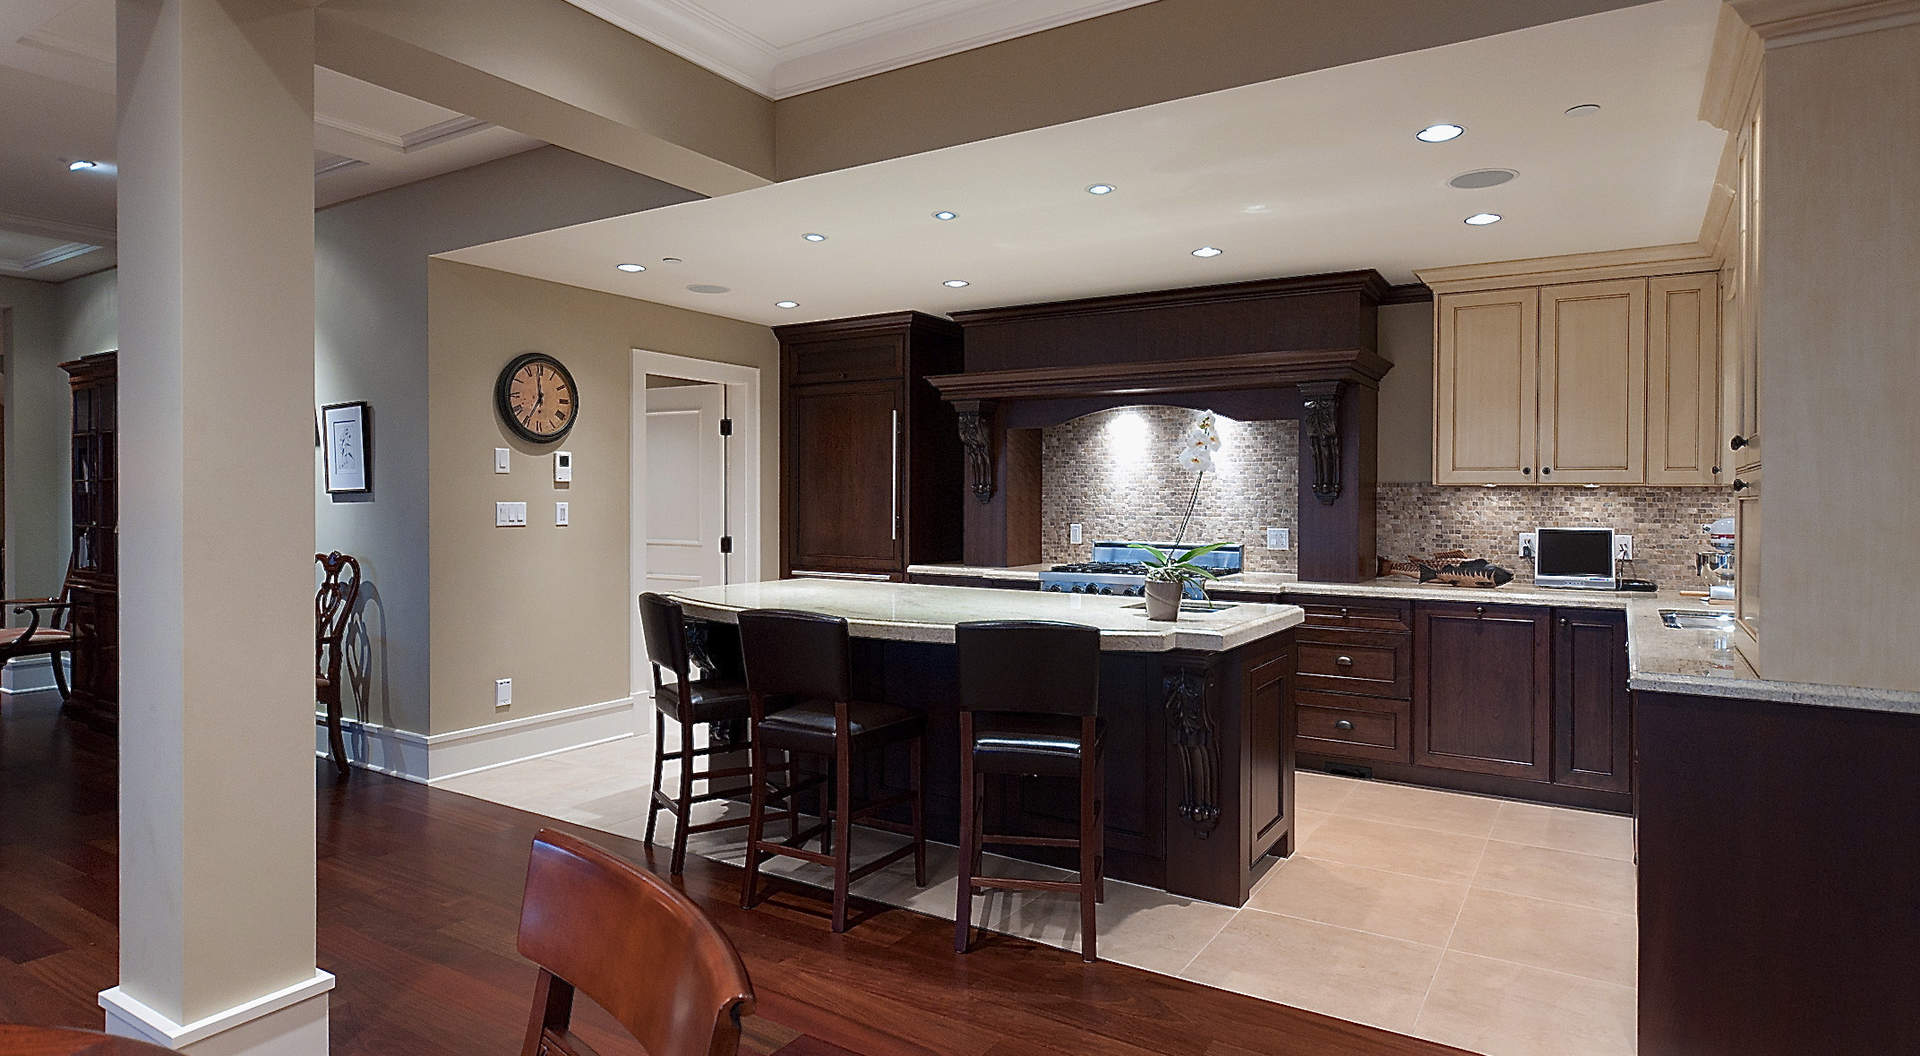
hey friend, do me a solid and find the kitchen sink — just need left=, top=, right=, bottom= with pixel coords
left=1660, top=609, right=1736, bottom=630
left=1123, top=600, right=1240, bottom=613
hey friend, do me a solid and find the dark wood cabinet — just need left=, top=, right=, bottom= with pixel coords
left=1413, top=602, right=1552, bottom=781
left=779, top=313, right=963, bottom=579
left=1552, top=608, right=1631, bottom=793
left=61, top=353, right=118, bottom=731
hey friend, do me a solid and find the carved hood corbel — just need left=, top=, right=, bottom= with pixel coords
left=955, top=400, right=995, bottom=503
left=1299, top=380, right=1343, bottom=505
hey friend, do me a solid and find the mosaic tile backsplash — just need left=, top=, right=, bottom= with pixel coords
left=1041, top=408, right=1300, bottom=573
left=1038, top=405, right=1734, bottom=585
left=1376, top=482, right=1735, bottom=587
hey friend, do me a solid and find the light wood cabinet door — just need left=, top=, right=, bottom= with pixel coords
left=1538, top=279, right=1646, bottom=484
left=1730, top=114, right=1763, bottom=473
left=1647, top=273, right=1722, bottom=485
left=1434, top=289, right=1538, bottom=484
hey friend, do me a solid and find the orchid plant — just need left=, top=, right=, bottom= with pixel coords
left=1170, top=410, right=1222, bottom=547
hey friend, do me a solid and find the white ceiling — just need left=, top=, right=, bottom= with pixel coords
left=443, top=0, right=1729, bottom=329
left=562, top=0, right=1158, bottom=98
left=0, top=0, right=543, bottom=282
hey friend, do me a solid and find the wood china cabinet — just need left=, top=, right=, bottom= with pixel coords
left=777, top=312, right=963, bottom=580
left=61, top=352, right=118, bottom=729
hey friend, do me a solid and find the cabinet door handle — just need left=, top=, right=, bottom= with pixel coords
left=1475, top=606, right=1486, bottom=616
left=1521, top=467, right=1531, bottom=475
left=1334, top=719, right=1355, bottom=732
left=1335, top=655, right=1354, bottom=667
left=1561, top=618, right=1570, bottom=626
left=890, top=408, right=900, bottom=541
left=1730, top=434, right=1749, bottom=450
left=1540, top=467, right=1552, bottom=476
left=1732, top=478, right=1751, bottom=492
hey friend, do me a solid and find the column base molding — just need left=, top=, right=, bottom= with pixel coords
left=101, top=970, right=334, bottom=1056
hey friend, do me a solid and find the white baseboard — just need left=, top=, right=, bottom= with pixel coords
left=1, top=654, right=68, bottom=695
left=102, top=970, right=334, bottom=1056
left=315, top=695, right=636, bottom=784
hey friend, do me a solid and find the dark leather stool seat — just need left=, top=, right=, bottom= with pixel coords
left=972, top=714, right=1103, bottom=778
left=638, top=592, right=758, bottom=876
left=653, top=678, right=752, bottom=726
left=738, top=609, right=928, bottom=934
left=955, top=620, right=1106, bottom=962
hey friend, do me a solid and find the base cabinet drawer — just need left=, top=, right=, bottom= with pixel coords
left=1286, top=595, right=1413, bottom=634
left=1296, top=633, right=1411, bottom=698
left=1297, top=692, right=1411, bottom=763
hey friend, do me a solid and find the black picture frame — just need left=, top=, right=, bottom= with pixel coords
left=321, top=401, right=372, bottom=495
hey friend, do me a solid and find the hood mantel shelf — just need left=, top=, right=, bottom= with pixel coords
left=925, top=346, right=1392, bottom=404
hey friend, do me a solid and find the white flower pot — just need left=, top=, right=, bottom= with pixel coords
left=1144, top=579, right=1183, bottom=621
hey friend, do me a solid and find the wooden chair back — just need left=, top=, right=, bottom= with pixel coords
left=315, top=552, right=361, bottom=685
left=517, top=828, right=754, bottom=1056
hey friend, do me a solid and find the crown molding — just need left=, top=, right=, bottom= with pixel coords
left=312, top=113, right=491, bottom=156
left=1730, top=0, right=1920, bottom=46
left=1415, top=244, right=1720, bottom=294
left=0, top=239, right=102, bottom=277
left=0, top=210, right=115, bottom=249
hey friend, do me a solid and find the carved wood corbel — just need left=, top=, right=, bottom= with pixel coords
left=1164, top=662, right=1221, bottom=838
left=956, top=401, right=995, bottom=503
left=1299, top=381, right=1343, bottom=505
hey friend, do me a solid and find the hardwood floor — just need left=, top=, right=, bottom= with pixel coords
left=0, top=694, right=1464, bottom=1055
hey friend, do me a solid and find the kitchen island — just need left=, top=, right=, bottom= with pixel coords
left=669, top=579, right=1304, bottom=906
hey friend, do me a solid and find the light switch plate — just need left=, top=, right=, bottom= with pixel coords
left=555, top=501, right=569, bottom=526
left=1615, top=534, right=1634, bottom=561
left=1069, top=523, right=1083, bottom=544
left=495, top=678, right=512, bottom=709
left=496, top=501, right=527, bottom=527
left=494, top=448, right=510, bottom=474
left=1265, top=527, right=1290, bottom=550
left=1519, top=532, right=1536, bottom=558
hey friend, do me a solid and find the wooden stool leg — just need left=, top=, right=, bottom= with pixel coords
left=741, top=729, right=769, bottom=911
left=820, top=760, right=834, bottom=856
left=954, top=732, right=975, bottom=953
left=830, top=734, right=854, bottom=933
left=1079, top=747, right=1098, bottom=963
left=677, top=721, right=699, bottom=869
left=644, top=709, right=666, bottom=848
left=785, top=752, right=800, bottom=842
left=911, top=735, right=928, bottom=887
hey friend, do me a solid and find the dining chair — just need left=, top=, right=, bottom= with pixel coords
left=518, top=828, right=754, bottom=1056
left=0, top=559, right=81, bottom=703
left=954, top=620, right=1106, bottom=961
left=315, top=551, right=361, bottom=776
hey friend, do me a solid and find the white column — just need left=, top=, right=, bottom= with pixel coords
left=103, top=2, right=330, bottom=1054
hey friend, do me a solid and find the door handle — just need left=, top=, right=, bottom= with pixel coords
left=890, top=408, right=900, bottom=541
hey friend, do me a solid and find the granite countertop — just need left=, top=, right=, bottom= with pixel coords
left=904, top=564, right=1920, bottom=716
left=671, top=579, right=1303, bottom=654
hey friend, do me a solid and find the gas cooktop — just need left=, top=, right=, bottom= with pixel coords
left=1049, top=561, right=1155, bottom=575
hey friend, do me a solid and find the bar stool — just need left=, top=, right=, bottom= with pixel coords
left=954, top=620, right=1105, bottom=962
left=638, top=592, right=756, bottom=876
left=736, top=608, right=928, bottom=933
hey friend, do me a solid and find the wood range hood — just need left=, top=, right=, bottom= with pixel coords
left=924, top=271, right=1404, bottom=580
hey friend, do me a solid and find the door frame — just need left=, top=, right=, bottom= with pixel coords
left=630, top=349, right=761, bottom=700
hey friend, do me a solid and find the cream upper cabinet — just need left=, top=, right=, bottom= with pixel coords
left=1729, top=113, right=1764, bottom=474
left=1434, top=288, right=1539, bottom=484
left=1646, top=273, right=1722, bottom=485
left=1538, top=279, right=1647, bottom=485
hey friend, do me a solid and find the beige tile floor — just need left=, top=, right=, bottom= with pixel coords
left=439, top=734, right=1638, bottom=1056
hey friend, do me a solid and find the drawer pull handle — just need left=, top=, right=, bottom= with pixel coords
left=1475, top=606, right=1486, bottom=615
left=1335, top=655, right=1354, bottom=667
left=1334, top=719, right=1355, bottom=731
left=1339, top=607, right=1349, bottom=617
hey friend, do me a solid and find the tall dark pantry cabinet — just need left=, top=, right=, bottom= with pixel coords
left=777, top=312, right=964, bottom=579
left=61, top=352, right=118, bottom=730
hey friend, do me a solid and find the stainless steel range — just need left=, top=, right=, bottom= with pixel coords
left=1039, top=541, right=1244, bottom=597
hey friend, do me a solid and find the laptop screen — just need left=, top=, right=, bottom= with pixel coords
left=1536, top=528, right=1614, bottom=581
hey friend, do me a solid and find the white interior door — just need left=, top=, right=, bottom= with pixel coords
left=644, top=382, right=728, bottom=601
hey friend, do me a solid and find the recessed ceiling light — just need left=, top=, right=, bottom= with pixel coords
left=1191, top=246, right=1224, bottom=258
left=1415, top=123, right=1465, bottom=143
left=932, top=210, right=957, bottom=221
left=68, top=159, right=98, bottom=171
left=687, top=284, right=730, bottom=294
left=1463, top=212, right=1503, bottom=226
left=775, top=300, right=800, bottom=309
left=615, top=263, right=645, bottom=273
left=1085, top=183, right=1116, bottom=195
left=942, top=279, right=970, bottom=288
left=1565, top=104, right=1602, bottom=116
left=801, top=232, right=826, bottom=242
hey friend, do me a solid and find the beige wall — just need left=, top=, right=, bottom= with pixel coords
left=1376, top=301, right=1436, bottom=484
left=426, top=260, right=778, bottom=735
left=0, top=278, right=64, bottom=601
left=1759, top=21, right=1920, bottom=692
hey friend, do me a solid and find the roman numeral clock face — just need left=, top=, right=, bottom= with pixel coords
left=496, top=353, right=577, bottom=443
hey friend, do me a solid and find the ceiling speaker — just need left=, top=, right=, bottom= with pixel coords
left=1448, top=168, right=1518, bottom=190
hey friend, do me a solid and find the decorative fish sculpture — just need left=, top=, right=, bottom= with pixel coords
left=1377, top=553, right=1514, bottom=588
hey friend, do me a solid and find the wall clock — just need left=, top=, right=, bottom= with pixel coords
left=495, top=352, right=578, bottom=443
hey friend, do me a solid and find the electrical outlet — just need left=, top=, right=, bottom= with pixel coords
left=495, top=678, right=512, bottom=709
left=1069, top=523, right=1083, bottom=544
left=494, top=448, right=510, bottom=474
left=1615, top=534, right=1634, bottom=561
left=495, top=501, right=527, bottom=527
left=1265, top=527, right=1290, bottom=550
left=1519, top=532, right=1536, bottom=558
left=555, top=501, right=568, bottom=526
